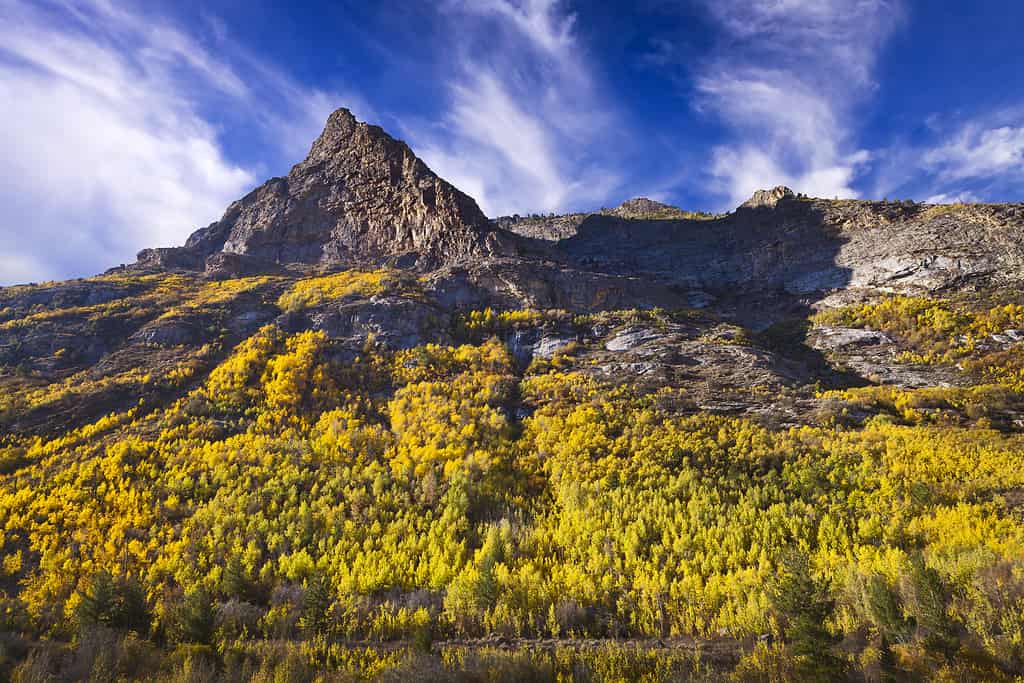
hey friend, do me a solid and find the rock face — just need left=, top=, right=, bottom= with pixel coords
left=133, top=109, right=1024, bottom=309
left=138, top=108, right=504, bottom=272
left=739, top=185, right=796, bottom=210
left=548, top=195, right=1024, bottom=303
left=491, top=197, right=719, bottom=241
left=603, top=197, right=700, bottom=220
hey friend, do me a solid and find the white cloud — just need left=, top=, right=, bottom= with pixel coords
left=0, top=0, right=357, bottom=285
left=450, top=0, right=576, bottom=58
left=924, top=191, right=982, bottom=205
left=1, top=70, right=252, bottom=277
left=694, top=0, right=902, bottom=207
left=407, top=0, right=620, bottom=216
left=923, top=124, right=1024, bottom=182
left=872, top=109, right=1024, bottom=202
left=701, top=0, right=897, bottom=88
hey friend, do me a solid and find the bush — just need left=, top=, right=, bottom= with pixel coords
left=11, top=647, right=58, bottom=683
left=216, top=599, right=263, bottom=642
left=731, top=641, right=798, bottom=682
left=166, top=644, right=219, bottom=683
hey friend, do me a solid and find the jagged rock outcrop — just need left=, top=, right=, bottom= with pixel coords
left=602, top=197, right=697, bottom=220
left=130, top=106, right=1024, bottom=311
left=138, top=108, right=508, bottom=272
left=739, top=185, right=795, bottom=210
left=491, top=212, right=587, bottom=241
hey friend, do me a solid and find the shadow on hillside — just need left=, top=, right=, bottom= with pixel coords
left=544, top=197, right=871, bottom=390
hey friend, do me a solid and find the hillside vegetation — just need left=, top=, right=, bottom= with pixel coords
left=1, top=270, right=1024, bottom=681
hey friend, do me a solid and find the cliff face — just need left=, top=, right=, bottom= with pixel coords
left=546, top=195, right=1024, bottom=301
left=132, top=107, right=1024, bottom=307
left=138, top=108, right=504, bottom=274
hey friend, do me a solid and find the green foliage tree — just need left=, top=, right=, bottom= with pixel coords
left=770, top=551, right=846, bottom=681
left=172, top=588, right=216, bottom=645
left=904, top=553, right=959, bottom=660
left=853, top=572, right=911, bottom=681
left=863, top=574, right=909, bottom=644
left=111, top=576, right=151, bottom=635
left=221, top=556, right=258, bottom=604
left=299, top=573, right=333, bottom=637
left=75, top=571, right=116, bottom=631
left=75, top=572, right=150, bottom=635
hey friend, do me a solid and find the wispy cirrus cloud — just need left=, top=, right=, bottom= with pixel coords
left=872, top=108, right=1024, bottom=203
left=923, top=120, right=1024, bottom=185
left=406, top=0, right=621, bottom=217
left=0, top=0, right=618, bottom=283
left=693, top=0, right=903, bottom=207
left=923, top=191, right=982, bottom=204
left=0, top=0, right=359, bottom=285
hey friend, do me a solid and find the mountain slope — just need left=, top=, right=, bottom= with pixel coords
left=2, top=109, right=1024, bottom=680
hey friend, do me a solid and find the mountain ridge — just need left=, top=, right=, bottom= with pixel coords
left=5, top=102, right=1023, bottom=437
left=123, top=108, right=1024, bottom=320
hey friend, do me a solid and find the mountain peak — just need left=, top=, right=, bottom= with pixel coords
left=605, top=197, right=687, bottom=219
left=739, top=185, right=796, bottom=210
left=138, top=106, right=497, bottom=275
left=325, top=105, right=358, bottom=128
left=303, top=107, right=361, bottom=159
left=304, top=107, right=402, bottom=165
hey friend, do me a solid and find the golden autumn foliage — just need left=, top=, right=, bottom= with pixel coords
left=277, top=269, right=417, bottom=312
left=2, top=285, right=1024, bottom=678
left=817, top=295, right=1024, bottom=391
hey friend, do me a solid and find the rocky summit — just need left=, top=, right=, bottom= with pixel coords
left=4, top=108, right=1024, bottom=680
left=138, top=110, right=1024, bottom=314
left=137, top=108, right=506, bottom=276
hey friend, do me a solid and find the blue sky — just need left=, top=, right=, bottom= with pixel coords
left=2, top=0, right=1024, bottom=284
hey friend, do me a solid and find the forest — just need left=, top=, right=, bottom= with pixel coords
left=1, top=271, right=1023, bottom=681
